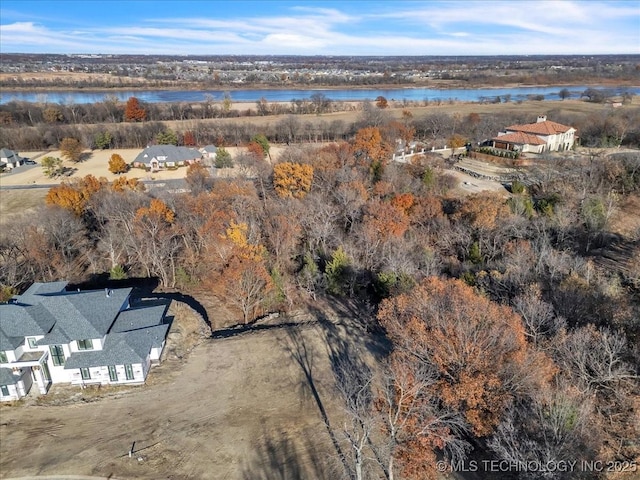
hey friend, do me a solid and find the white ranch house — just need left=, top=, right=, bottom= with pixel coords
left=492, top=116, right=576, bottom=153
left=0, top=282, right=170, bottom=401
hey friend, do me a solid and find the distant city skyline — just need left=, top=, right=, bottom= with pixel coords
left=1, top=1, right=639, bottom=56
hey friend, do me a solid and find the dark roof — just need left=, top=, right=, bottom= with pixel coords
left=64, top=324, right=169, bottom=369
left=201, top=145, right=218, bottom=153
left=134, top=145, right=202, bottom=165
left=36, top=288, right=132, bottom=340
left=111, top=304, right=168, bottom=333
left=1, top=285, right=131, bottom=345
left=0, top=303, right=57, bottom=337
left=0, top=148, right=22, bottom=163
left=0, top=367, right=20, bottom=386
left=1, top=282, right=169, bottom=370
left=14, top=281, right=68, bottom=305
left=0, top=329, right=24, bottom=351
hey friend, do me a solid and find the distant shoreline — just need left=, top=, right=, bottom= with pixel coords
left=2, top=78, right=638, bottom=94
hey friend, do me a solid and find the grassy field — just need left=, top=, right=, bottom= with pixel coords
left=0, top=188, right=47, bottom=225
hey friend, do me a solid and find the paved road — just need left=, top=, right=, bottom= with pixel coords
left=0, top=178, right=188, bottom=191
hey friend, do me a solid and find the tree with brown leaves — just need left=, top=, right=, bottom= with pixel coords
left=377, top=277, right=555, bottom=477
left=124, top=96, right=146, bottom=122
left=59, top=137, right=84, bottom=163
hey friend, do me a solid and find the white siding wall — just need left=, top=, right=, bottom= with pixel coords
left=44, top=344, right=73, bottom=383
left=0, top=371, right=32, bottom=401
left=0, top=383, right=20, bottom=401
left=69, top=362, right=148, bottom=386
left=4, top=348, right=20, bottom=363
left=150, top=342, right=165, bottom=361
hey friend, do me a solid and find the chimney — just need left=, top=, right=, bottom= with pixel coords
left=537, top=115, right=547, bottom=123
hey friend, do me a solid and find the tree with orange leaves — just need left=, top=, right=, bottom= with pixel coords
left=215, top=255, right=273, bottom=324
left=108, top=153, right=128, bottom=174
left=453, top=192, right=511, bottom=231
left=124, top=96, right=146, bottom=122
left=135, top=198, right=175, bottom=224
left=352, top=127, right=392, bottom=180
left=377, top=277, right=555, bottom=477
left=132, top=198, right=179, bottom=287
left=46, top=174, right=107, bottom=216
left=363, top=200, right=410, bottom=241
left=353, top=126, right=392, bottom=165
left=247, top=141, right=266, bottom=161
left=273, top=162, right=314, bottom=199
left=111, top=176, right=145, bottom=193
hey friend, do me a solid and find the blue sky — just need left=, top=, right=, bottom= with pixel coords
left=1, top=1, right=639, bottom=55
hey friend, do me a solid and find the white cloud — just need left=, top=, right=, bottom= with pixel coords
left=0, top=1, right=638, bottom=55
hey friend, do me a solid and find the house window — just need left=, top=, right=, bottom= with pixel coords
left=80, top=368, right=91, bottom=380
left=0, top=385, right=9, bottom=396
left=27, top=337, right=37, bottom=349
left=108, top=365, right=118, bottom=382
left=125, top=364, right=134, bottom=380
left=50, top=345, right=65, bottom=366
left=77, top=339, right=93, bottom=351
left=0, top=351, right=7, bottom=363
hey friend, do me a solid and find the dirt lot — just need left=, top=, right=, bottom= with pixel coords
left=0, top=299, right=381, bottom=480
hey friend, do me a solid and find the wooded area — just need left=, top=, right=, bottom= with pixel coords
left=1, top=99, right=639, bottom=478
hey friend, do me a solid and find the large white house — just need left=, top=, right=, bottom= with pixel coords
left=492, top=116, right=576, bottom=153
left=0, top=282, right=170, bottom=402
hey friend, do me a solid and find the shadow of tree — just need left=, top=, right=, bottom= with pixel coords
left=241, top=426, right=331, bottom=480
left=70, top=275, right=210, bottom=329
left=281, top=329, right=350, bottom=478
left=79, top=151, right=93, bottom=162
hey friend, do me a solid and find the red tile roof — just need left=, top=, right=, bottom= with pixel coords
left=493, top=131, right=546, bottom=145
left=505, top=120, right=573, bottom=136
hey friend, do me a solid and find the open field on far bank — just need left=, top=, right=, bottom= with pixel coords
left=157, top=96, right=640, bottom=132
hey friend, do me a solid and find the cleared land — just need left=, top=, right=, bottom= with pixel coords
left=0, top=300, right=379, bottom=480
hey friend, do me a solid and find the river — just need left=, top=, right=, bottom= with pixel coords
left=1, top=85, right=638, bottom=105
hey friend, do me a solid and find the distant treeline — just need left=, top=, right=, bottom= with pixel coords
left=1, top=102, right=639, bottom=153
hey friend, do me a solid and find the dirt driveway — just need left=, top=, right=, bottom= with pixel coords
left=0, top=301, right=382, bottom=480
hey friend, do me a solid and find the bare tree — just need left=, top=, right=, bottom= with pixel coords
left=555, top=325, right=637, bottom=394
left=512, top=284, right=565, bottom=348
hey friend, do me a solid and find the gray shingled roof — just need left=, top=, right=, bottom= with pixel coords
left=0, top=303, right=56, bottom=337
left=36, top=327, right=72, bottom=346
left=0, top=148, right=22, bottom=163
left=0, top=367, right=20, bottom=386
left=36, top=288, right=131, bottom=340
left=0, top=329, right=24, bottom=351
left=201, top=145, right=218, bottom=154
left=14, top=281, right=68, bottom=305
left=111, top=304, right=168, bottom=333
left=134, top=145, right=202, bottom=165
left=2, top=282, right=170, bottom=372
left=64, top=324, right=169, bottom=369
